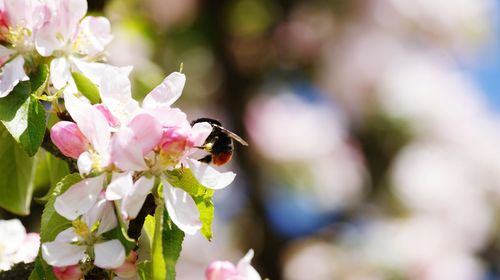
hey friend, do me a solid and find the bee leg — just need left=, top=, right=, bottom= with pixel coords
left=198, top=155, right=212, bottom=164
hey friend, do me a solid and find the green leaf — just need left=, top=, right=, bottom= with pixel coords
left=137, top=261, right=152, bottom=280
left=0, top=81, right=46, bottom=156
left=151, top=205, right=185, bottom=280
left=40, top=173, right=81, bottom=242
left=166, top=169, right=215, bottom=240
left=72, top=72, right=100, bottom=104
left=137, top=216, right=154, bottom=280
left=28, top=255, right=57, bottom=280
left=0, top=81, right=30, bottom=120
left=30, top=64, right=49, bottom=97
left=162, top=211, right=185, bottom=280
left=28, top=257, right=44, bottom=280
left=193, top=191, right=215, bottom=241
left=0, top=124, right=37, bottom=215
left=34, top=150, right=70, bottom=202
left=166, top=169, right=205, bottom=196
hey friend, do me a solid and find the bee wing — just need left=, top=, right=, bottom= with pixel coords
left=213, top=125, right=249, bottom=146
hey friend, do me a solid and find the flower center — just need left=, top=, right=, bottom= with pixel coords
left=72, top=219, right=90, bottom=241
left=6, top=25, right=32, bottom=54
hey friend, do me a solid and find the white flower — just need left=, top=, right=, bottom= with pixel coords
left=35, top=0, right=114, bottom=94
left=0, top=0, right=46, bottom=97
left=0, top=219, right=40, bottom=271
left=103, top=72, right=235, bottom=235
left=43, top=196, right=125, bottom=269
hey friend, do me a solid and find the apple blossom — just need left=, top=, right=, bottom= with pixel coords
left=0, top=219, right=40, bottom=271
left=63, top=92, right=112, bottom=174
left=205, top=249, right=261, bottom=280
left=100, top=71, right=235, bottom=234
left=43, top=194, right=125, bottom=270
left=0, top=0, right=46, bottom=97
left=35, top=0, right=114, bottom=93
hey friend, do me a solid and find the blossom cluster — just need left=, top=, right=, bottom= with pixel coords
left=0, top=0, right=245, bottom=279
left=43, top=70, right=236, bottom=275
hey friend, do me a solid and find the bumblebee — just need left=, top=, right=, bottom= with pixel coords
left=191, top=118, right=248, bottom=165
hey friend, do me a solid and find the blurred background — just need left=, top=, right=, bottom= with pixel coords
left=4, top=0, right=500, bottom=279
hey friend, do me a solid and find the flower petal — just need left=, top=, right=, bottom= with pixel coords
left=36, top=0, right=87, bottom=56
left=190, top=121, right=212, bottom=148
left=126, top=112, right=162, bottom=155
left=11, top=233, right=40, bottom=264
left=0, top=55, right=28, bottom=98
left=0, top=219, right=26, bottom=255
left=84, top=195, right=107, bottom=228
left=96, top=201, right=118, bottom=235
left=35, top=25, right=62, bottom=57
left=94, top=240, right=126, bottom=269
left=162, top=179, right=201, bottom=235
left=64, top=92, right=111, bottom=159
left=41, top=241, right=86, bottom=267
left=106, top=172, right=133, bottom=200
left=111, top=126, right=148, bottom=171
left=54, top=174, right=105, bottom=220
left=186, top=158, right=236, bottom=190
left=97, top=64, right=138, bottom=124
left=54, top=228, right=82, bottom=243
left=50, top=57, right=71, bottom=90
left=147, top=106, right=191, bottom=129
left=205, top=261, right=238, bottom=280
left=121, top=176, right=155, bottom=220
left=72, top=59, right=133, bottom=91
left=0, top=45, right=14, bottom=62
left=143, top=72, right=185, bottom=109
left=78, top=16, right=113, bottom=56
left=77, top=151, right=93, bottom=175
left=236, top=249, right=261, bottom=280
left=3, top=0, right=29, bottom=27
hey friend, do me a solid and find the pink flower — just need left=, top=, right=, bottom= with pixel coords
left=205, top=250, right=261, bottom=280
left=53, top=265, right=83, bottom=280
left=50, top=121, right=89, bottom=159
left=158, top=127, right=193, bottom=166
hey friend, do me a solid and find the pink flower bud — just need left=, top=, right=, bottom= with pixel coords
left=205, top=261, right=239, bottom=280
left=50, top=121, right=89, bottom=159
left=94, top=104, right=120, bottom=127
left=53, top=265, right=83, bottom=280
left=113, top=251, right=138, bottom=279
